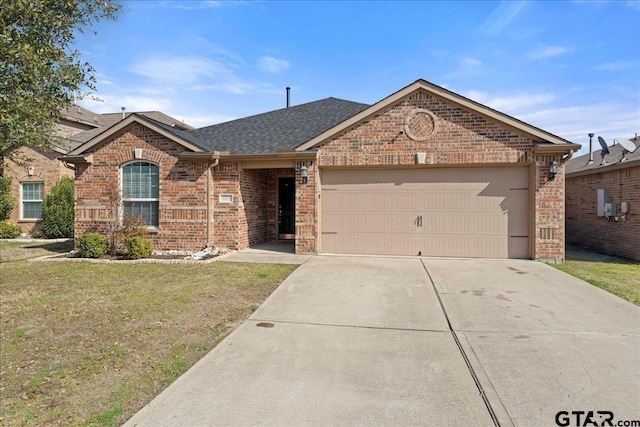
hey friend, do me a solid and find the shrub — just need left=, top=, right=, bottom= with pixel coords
left=125, top=236, right=153, bottom=259
left=77, top=233, right=109, bottom=258
left=41, top=177, right=74, bottom=238
left=0, top=221, right=20, bottom=239
left=0, top=176, right=15, bottom=221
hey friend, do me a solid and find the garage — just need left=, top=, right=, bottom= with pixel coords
left=320, top=167, right=530, bottom=258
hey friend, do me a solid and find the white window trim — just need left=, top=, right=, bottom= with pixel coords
left=120, top=161, right=160, bottom=228
left=20, top=182, right=44, bottom=220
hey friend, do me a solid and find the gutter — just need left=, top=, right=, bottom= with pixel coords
left=566, top=157, right=640, bottom=178
left=59, top=154, right=93, bottom=164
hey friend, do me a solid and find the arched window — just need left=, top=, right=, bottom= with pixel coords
left=121, top=162, right=159, bottom=227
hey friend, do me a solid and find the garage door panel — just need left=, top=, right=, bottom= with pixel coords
left=321, top=168, right=530, bottom=258
left=476, top=214, right=507, bottom=234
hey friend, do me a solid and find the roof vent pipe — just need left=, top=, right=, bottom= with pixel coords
left=286, top=87, right=290, bottom=108
left=121, top=106, right=126, bottom=119
left=587, top=133, right=594, bottom=165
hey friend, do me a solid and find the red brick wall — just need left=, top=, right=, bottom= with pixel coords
left=313, top=89, right=566, bottom=261
left=239, top=169, right=270, bottom=248
left=212, top=163, right=241, bottom=249
left=5, top=147, right=74, bottom=235
left=75, top=123, right=210, bottom=251
left=295, top=161, right=316, bottom=253
left=213, top=165, right=295, bottom=250
left=535, top=154, right=566, bottom=263
left=566, top=165, right=640, bottom=260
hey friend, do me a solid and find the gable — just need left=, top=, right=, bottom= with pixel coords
left=297, top=79, right=580, bottom=154
left=317, top=89, right=536, bottom=167
left=67, top=114, right=205, bottom=158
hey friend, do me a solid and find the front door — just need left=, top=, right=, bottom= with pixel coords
left=278, top=177, right=295, bottom=240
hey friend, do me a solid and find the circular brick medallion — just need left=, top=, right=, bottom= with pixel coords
left=404, top=109, right=438, bottom=141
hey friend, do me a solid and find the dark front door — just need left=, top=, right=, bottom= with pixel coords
left=278, top=177, right=295, bottom=240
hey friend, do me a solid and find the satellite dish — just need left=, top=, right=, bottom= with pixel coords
left=598, top=136, right=610, bottom=165
left=616, top=137, right=637, bottom=162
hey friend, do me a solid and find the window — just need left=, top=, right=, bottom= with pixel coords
left=21, top=182, right=44, bottom=219
left=122, top=162, right=159, bottom=227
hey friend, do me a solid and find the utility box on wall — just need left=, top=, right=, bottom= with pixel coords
left=621, top=202, right=630, bottom=214
left=604, top=202, right=616, bottom=218
left=597, top=189, right=608, bottom=217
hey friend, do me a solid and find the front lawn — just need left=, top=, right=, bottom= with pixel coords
left=551, top=255, right=640, bottom=306
left=0, top=239, right=74, bottom=262
left=0, top=254, right=297, bottom=426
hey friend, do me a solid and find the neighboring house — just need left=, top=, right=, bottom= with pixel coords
left=565, top=136, right=640, bottom=260
left=2, top=106, right=191, bottom=235
left=63, top=79, right=579, bottom=262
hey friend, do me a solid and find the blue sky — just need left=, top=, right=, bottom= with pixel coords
left=75, top=0, right=640, bottom=154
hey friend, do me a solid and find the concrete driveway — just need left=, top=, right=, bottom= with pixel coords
left=125, top=256, right=640, bottom=427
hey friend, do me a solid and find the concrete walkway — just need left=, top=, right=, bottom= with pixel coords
left=222, top=241, right=312, bottom=265
left=125, top=256, right=640, bottom=427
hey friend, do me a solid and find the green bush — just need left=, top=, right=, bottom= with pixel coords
left=77, top=233, right=109, bottom=258
left=41, top=177, right=74, bottom=238
left=0, top=176, right=15, bottom=221
left=125, top=236, right=153, bottom=259
left=0, top=221, right=20, bottom=239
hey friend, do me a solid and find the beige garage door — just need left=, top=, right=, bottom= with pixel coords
left=320, top=167, right=530, bottom=258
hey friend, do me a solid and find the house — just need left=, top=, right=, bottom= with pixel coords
left=63, top=79, right=580, bottom=262
left=2, top=106, right=191, bottom=235
left=565, top=136, right=640, bottom=260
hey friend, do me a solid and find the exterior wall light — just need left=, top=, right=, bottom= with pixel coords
left=300, top=165, right=308, bottom=184
left=548, top=160, right=559, bottom=181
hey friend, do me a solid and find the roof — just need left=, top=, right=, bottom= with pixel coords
left=67, top=113, right=205, bottom=156
left=566, top=136, right=640, bottom=175
left=296, top=79, right=580, bottom=152
left=67, top=111, right=194, bottom=147
left=189, top=97, right=370, bottom=154
left=59, top=105, right=103, bottom=127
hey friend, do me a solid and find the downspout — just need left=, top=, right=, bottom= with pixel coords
left=207, top=158, right=219, bottom=247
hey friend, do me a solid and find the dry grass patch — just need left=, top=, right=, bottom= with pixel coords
left=0, top=240, right=74, bottom=262
left=551, top=256, right=640, bottom=306
left=0, top=258, right=297, bottom=426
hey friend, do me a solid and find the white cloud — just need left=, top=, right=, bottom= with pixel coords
left=128, top=56, right=233, bottom=85
left=444, top=56, right=485, bottom=78
left=466, top=90, right=555, bottom=112
left=518, top=103, right=640, bottom=153
left=257, top=56, right=290, bottom=74
left=479, top=1, right=528, bottom=36
left=462, top=57, right=482, bottom=67
left=592, top=61, right=636, bottom=71
left=78, top=95, right=172, bottom=114
left=526, top=45, right=574, bottom=60
left=179, top=114, right=238, bottom=128
left=463, top=89, right=639, bottom=155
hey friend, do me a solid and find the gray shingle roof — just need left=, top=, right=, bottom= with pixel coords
left=139, top=115, right=204, bottom=148
left=566, top=136, right=640, bottom=175
left=189, top=97, right=370, bottom=154
left=68, top=111, right=194, bottom=145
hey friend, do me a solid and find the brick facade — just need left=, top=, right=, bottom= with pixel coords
left=311, top=89, right=566, bottom=261
left=4, top=147, right=75, bottom=235
left=213, top=165, right=295, bottom=251
left=75, top=123, right=210, bottom=251
left=67, top=87, right=570, bottom=261
left=3, top=119, right=94, bottom=235
left=566, top=165, right=640, bottom=260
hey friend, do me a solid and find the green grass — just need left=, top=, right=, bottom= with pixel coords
left=551, top=256, right=640, bottom=306
left=0, top=250, right=297, bottom=426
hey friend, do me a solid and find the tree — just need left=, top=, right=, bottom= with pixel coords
left=0, top=175, right=15, bottom=220
left=41, top=176, right=74, bottom=238
left=0, top=0, right=121, bottom=164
